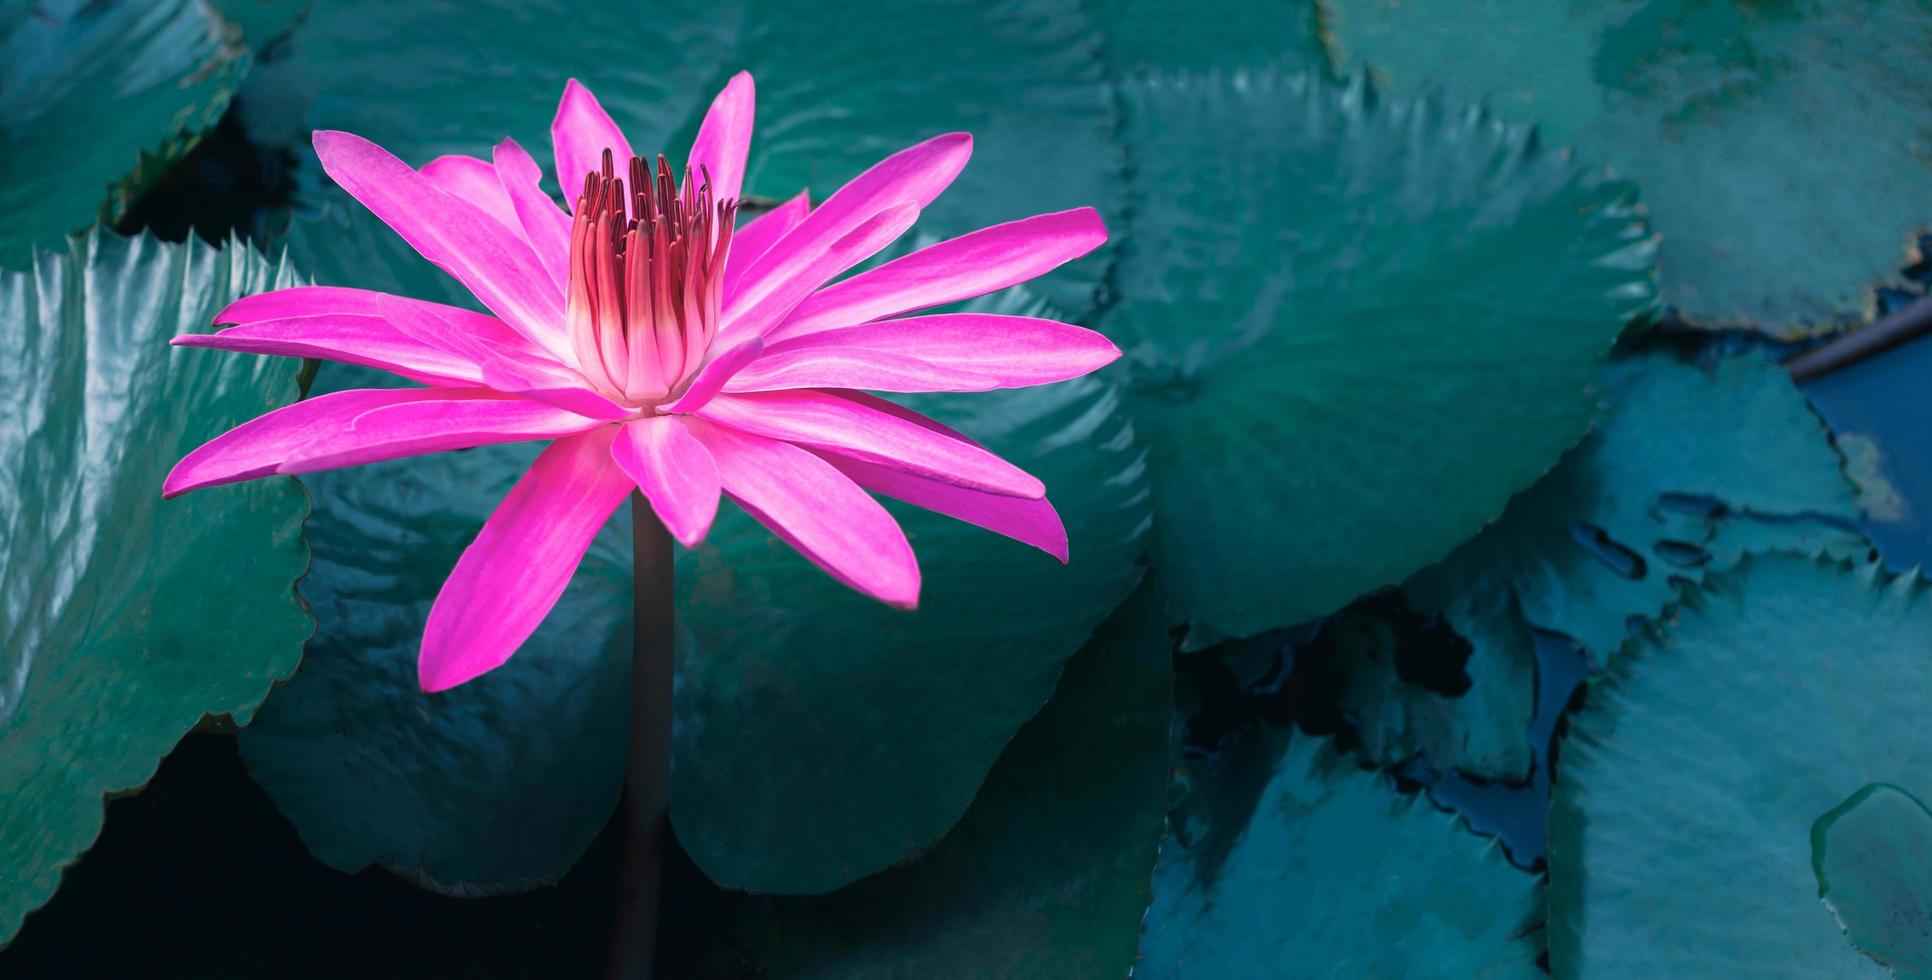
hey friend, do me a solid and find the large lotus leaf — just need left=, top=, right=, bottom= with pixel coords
left=254, top=198, right=1149, bottom=894
left=1812, top=783, right=1932, bottom=977
left=691, top=579, right=1170, bottom=977
left=1325, top=0, right=1932, bottom=333
left=675, top=370, right=1151, bottom=894
left=1367, top=350, right=1860, bottom=780
left=1105, top=70, right=1655, bottom=641
left=1547, top=555, right=1932, bottom=977
left=1082, top=0, right=1330, bottom=74
left=0, top=232, right=311, bottom=941
left=254, top=0, right=1120, bottom=316
left=1140, top=731, right=1543, bottom=977
left=0, top=0, right=248, bottom=268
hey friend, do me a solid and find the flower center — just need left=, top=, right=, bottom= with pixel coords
left=566, top=149, right=737, bottom=408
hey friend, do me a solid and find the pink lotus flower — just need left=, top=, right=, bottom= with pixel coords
left=163, top=73, right=1116, bottom=692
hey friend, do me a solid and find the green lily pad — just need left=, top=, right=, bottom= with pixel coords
left=1371, top=351, right=1859, bottom=778
left=1082, top=0, right=1330, bottom=74
left=0, top=231, right=311, bottom=941
left=0, top=0, right=249, bottom=268
left=1105, top=70, right=1655, bottom=641
left=1812, top=783, right=1932, bottom=977
left=1548, top=555, right=1932, bottom=977
left=695, top=578, right=1171, bottom=976
left=1140, top=731, right=1543, bottom=977
left=255, top=0, right=1120, bottom=317
left=675, top=369, right=1152, bottom=894
left=253, top=200, right=1150, bottom=895
left=1324, top=0, right=1932, bottom=333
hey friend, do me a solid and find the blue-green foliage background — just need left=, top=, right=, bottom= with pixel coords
left=2, top=0, right=1928, bottom=975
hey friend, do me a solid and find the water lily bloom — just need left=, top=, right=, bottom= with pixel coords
left=163, top=73, right=1116, bottom=691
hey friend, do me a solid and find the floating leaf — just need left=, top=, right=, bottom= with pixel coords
left=1325, top=0, right=1932, bottom=332
left=1141, top=731, right=1543, bottom=977
left=674, top=368, right=1151, bottom=893
left=1105, top=70, right=1654, bottom=641
left=0, top=0, right=249, bottom=267
left=1548, top=555, right=1932, bottom=976
left=692, top=579, right=1171, bottom=976
left=0, top=232, right=311, bottom=940
left=1376, top=351, right=1860, bottom=778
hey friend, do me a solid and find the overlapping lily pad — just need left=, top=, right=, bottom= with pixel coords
left=0, top=0, right=249, bottom=267
left=1325, top=0, right=1932, bottom=332
left=0, top=232, right=311, bottom=940
left=703, top=579, right=1171, bottom=975
left=1106, top=70, right=1655, bottom=641
left=1361, top=350, right=1860, bottom=777
left=255, top=0, right=1121, bottom=316
left=1140, top=731, right=1543, bottom=977
left=1548, top=555, right=1932, bottom=977
left=675, top=367, right=1152, bottom=894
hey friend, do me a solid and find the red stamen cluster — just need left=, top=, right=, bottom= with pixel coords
left=567, top=149, right=737, bottom=405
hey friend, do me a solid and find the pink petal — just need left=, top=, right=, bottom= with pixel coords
left=762, top=313, right=1121, bottom=387
left=174, top=318, right=482, bottom=387
left=313, top=131, right=570, bottom=361
left=665, top=337, right=763, bottom=414
left=420, top=154, right=518, bottom=234
left=729, top=133, right=971, bottom=318
left=163, top=388, right=605, bottom=497
left=687, top=419, right=919, bottom=608
left=695, top=389, right=1043, bottom=498
left=721, top=347, right=998, bottom=393
left=216, top=286, right=539, bottom=355
left=551, top=79, right=634, bottom=207
left=184, top=286, right=561, bottom=387
left=419, top=427, right=632, bottom=691
left=687, top=71, right=755, bottom=205
left=610, top=417, right=720, bottom=547
left=769, top=207, right=1109, bottom=342
left=371, top=294, right=628, bottom=420
left=493, top=138, right=572, bottom=291
left=819, top=451, right=1069, bottom=561
left=720, top=203, right=919, bottom=340
left=723, top=191, right=809, bottom=295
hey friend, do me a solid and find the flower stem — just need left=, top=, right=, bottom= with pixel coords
left=607, top=492, right=673, bottom=979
